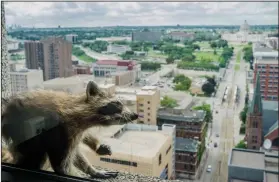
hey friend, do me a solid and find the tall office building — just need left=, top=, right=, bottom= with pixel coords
left=25, top=37, right=73, bottom=81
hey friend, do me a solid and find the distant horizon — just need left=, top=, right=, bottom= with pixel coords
left=5, top=2, right=278, bottom=28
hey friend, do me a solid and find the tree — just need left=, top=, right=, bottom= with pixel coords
left=210, top=42, right=217, bottom=49
left=239, top=105, right=248, bottom=124
left=193, top=103, right=212, bottom=122
left=141, top=61, right=161, bottom=71
left=202, top=82, right=215, bottom=96
left=206, top=76, right=216, bottom=87
left=213, top=49, right=217, bottom=55
left=160, top=96, right=178, bottom=108
left=235, top=140, right=247, bottom=149
left=166, top=57, right=175, bottom=64
left=173, top=74, right=192, bottom=91
left=182, top=54, right=195, bottom=62
left=192, top=44, right=200, bottom=50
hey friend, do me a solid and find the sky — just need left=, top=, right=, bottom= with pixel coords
left=4, top=2, right=278, bottom=28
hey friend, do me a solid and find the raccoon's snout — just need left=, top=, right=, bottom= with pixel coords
left=130, top=113, right=138, bottom=120
left=98, top=101, right=123, bottom=115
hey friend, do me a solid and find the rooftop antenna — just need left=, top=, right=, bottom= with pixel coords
left=263, top=139, right=272, bottom=151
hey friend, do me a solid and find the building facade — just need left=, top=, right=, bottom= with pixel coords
left=84, top=124, right=176, bottom=179
left=246, top=72, right=263, bottom=150
left=25, top=37, right=73, bottom=81
left=132, top=31, right=162, bottom=43
left=175, top=137, right=200, bottom=180
left=107, top=44, right=131, bottom=55
left=168, top=32, right=195, bottom=42
left=93, top=60, right=140, bottom=80
left=73, top=65, right=91, bottom=75
left=136, top=87, right=160, bottom=125
left=253, top=51, right=278, bottom=101
left=65, top=34, right=78, bottom=44
left=228, top=148, right=278, bottom=182
left=10, top=69, right=44, bottom=95
left=112, top=71, right=136, bottom=86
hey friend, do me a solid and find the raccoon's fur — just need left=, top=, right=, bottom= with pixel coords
left=1, top=81, right=138, bottom=179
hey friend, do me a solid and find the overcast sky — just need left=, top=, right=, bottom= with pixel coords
left=4, top=2, right=278, bottom=28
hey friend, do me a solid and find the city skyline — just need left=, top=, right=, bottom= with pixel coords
left=5, top=2, right=278, bottom=28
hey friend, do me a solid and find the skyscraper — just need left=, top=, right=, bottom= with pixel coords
left=25, top=37, right=73, bottom=81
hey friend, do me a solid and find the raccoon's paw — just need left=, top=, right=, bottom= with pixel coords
left=96, top=144, right=111, bottom=156
left=90, top=169, right=118, bottom=179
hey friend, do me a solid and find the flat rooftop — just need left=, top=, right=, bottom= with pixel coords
left=115, top=94, right=137, bottom=102
left=265, top=156, right=279, bottom=172
left=136, top=90, right=156, bottom=96
left=43, top=75, right=93, bottom=85
left=265, top=172, right=279, bottom=182
left=230, top=149, right=265, bottom=170
left=230, top=179, right=254, bottom=182
left=175, top=137, right=199, bottom=153
left=88, top=125, right=169, bottom=159
left=99, top=83, right=115, bottom=89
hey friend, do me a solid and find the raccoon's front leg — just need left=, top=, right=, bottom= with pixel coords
left=1, top=147, right=14, bottom=163
left=75, top=149, right=118, bottom=179
left=83, top=134, right=111, bottom=156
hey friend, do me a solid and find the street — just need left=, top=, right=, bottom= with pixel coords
left=77, top=45, right=121, bottom=60
left=194, top=47, right=247, bottom=182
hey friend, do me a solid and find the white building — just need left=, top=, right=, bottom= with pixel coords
left=222, top=20, right=267, bottom=43
left=65, top=34, right=78, bottom=43
left=10, top=68, right=44, bottom=95
left=93, top=60, right=141, bottom=80
left=7, top=40, right=19, bottom=51
left=107, top=44, right=131, bottom=55
left=265, top=37, right=279, bottom=50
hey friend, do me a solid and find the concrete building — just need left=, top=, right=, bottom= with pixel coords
left=10, top=68, right=44, bottom=95
left=222, top=20, right=267, bottom=43
left=175, top=137, right=200, bottom=180
left=98, top=83, right=116, bottom=96
left=65, top=34, right=78, bottom=44
left=112, top=71, right=136, bottom=86
left=7, top=40, right=19, bottom=51
left=168, top=32, right=195, bottom=42
left=228, top=148, right=279, bottom=182
left=73, top=65, right=91, bottom=75
left=132, top=31, right=162, bottom=43
left=25, top=37, right=73, bottom=81
left=136, top=90, right=158, bottom=125
left=107, top=44, right=131, bottom=55
left=85, top=124, right=176, bottom=179
left=43, top=75, right=94, bottom=94
left=93, top=60, right=140, bottom=78
left=253, top=51, right=278, bottom=101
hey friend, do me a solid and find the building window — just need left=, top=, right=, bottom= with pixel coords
left=252, top=136, right=257, bottom=143
left=147, top=101, right=150, bottom=104
left=148, top=119, right=150, bottom=122
left=148, top=113, right=150, bottom=116
left=166, top=145, right=171, bottom=155
left=252, top=121, right=258, bottom=128
left=159, top=154, right=162, bottom=165
left=139, top=109, right=144, bottom=112
left=148, top=107, right=150, bottom=110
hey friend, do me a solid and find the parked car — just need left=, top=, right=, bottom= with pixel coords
left=214, top=142, right=218, bottom=148
left=216, top=133, right=219, bottom=137
left=215, top=110, right=218, bottom=114
left=207, top=165, right=212, bottom=172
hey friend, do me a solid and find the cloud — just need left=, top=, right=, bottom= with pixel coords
left=4, top=2, right=278, bottom=28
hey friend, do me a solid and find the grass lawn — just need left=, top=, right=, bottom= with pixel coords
left=234, top=64, right=240, bottom=71
left=78, top=54, right=97, bottom=63
left=194, top=51, right=220, bottom=62
left=147, top=48, right=168, bottom=59
left=236, top=50, right=241, bottom=63
left=196, top=41, right=211, bottom=49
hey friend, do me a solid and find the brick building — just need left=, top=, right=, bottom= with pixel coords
left=175, top=138, right=199, bottom=180
left=73, top=65, right=91, bottom=75
left=253, top=51, right=278, bottom=101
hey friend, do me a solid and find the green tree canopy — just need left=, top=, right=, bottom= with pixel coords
left=193, top=103, right=212, bottom=122
left=160, top=96, right=178, bottom=108
left=235, top=140, right=247, bottom=149
left=166, top=56, right=175, bottom=64
left=202, top=82, right=215, bottom=96
left=173, top=74, right=192, bottom=91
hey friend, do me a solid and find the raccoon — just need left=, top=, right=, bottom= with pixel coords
left=1, top=81, right=138, bottom=179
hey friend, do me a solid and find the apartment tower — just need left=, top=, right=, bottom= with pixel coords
left=25, top=37, right=73, bottom=81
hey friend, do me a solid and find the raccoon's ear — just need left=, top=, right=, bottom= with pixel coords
left=86, top=81, right=101, bottom=100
